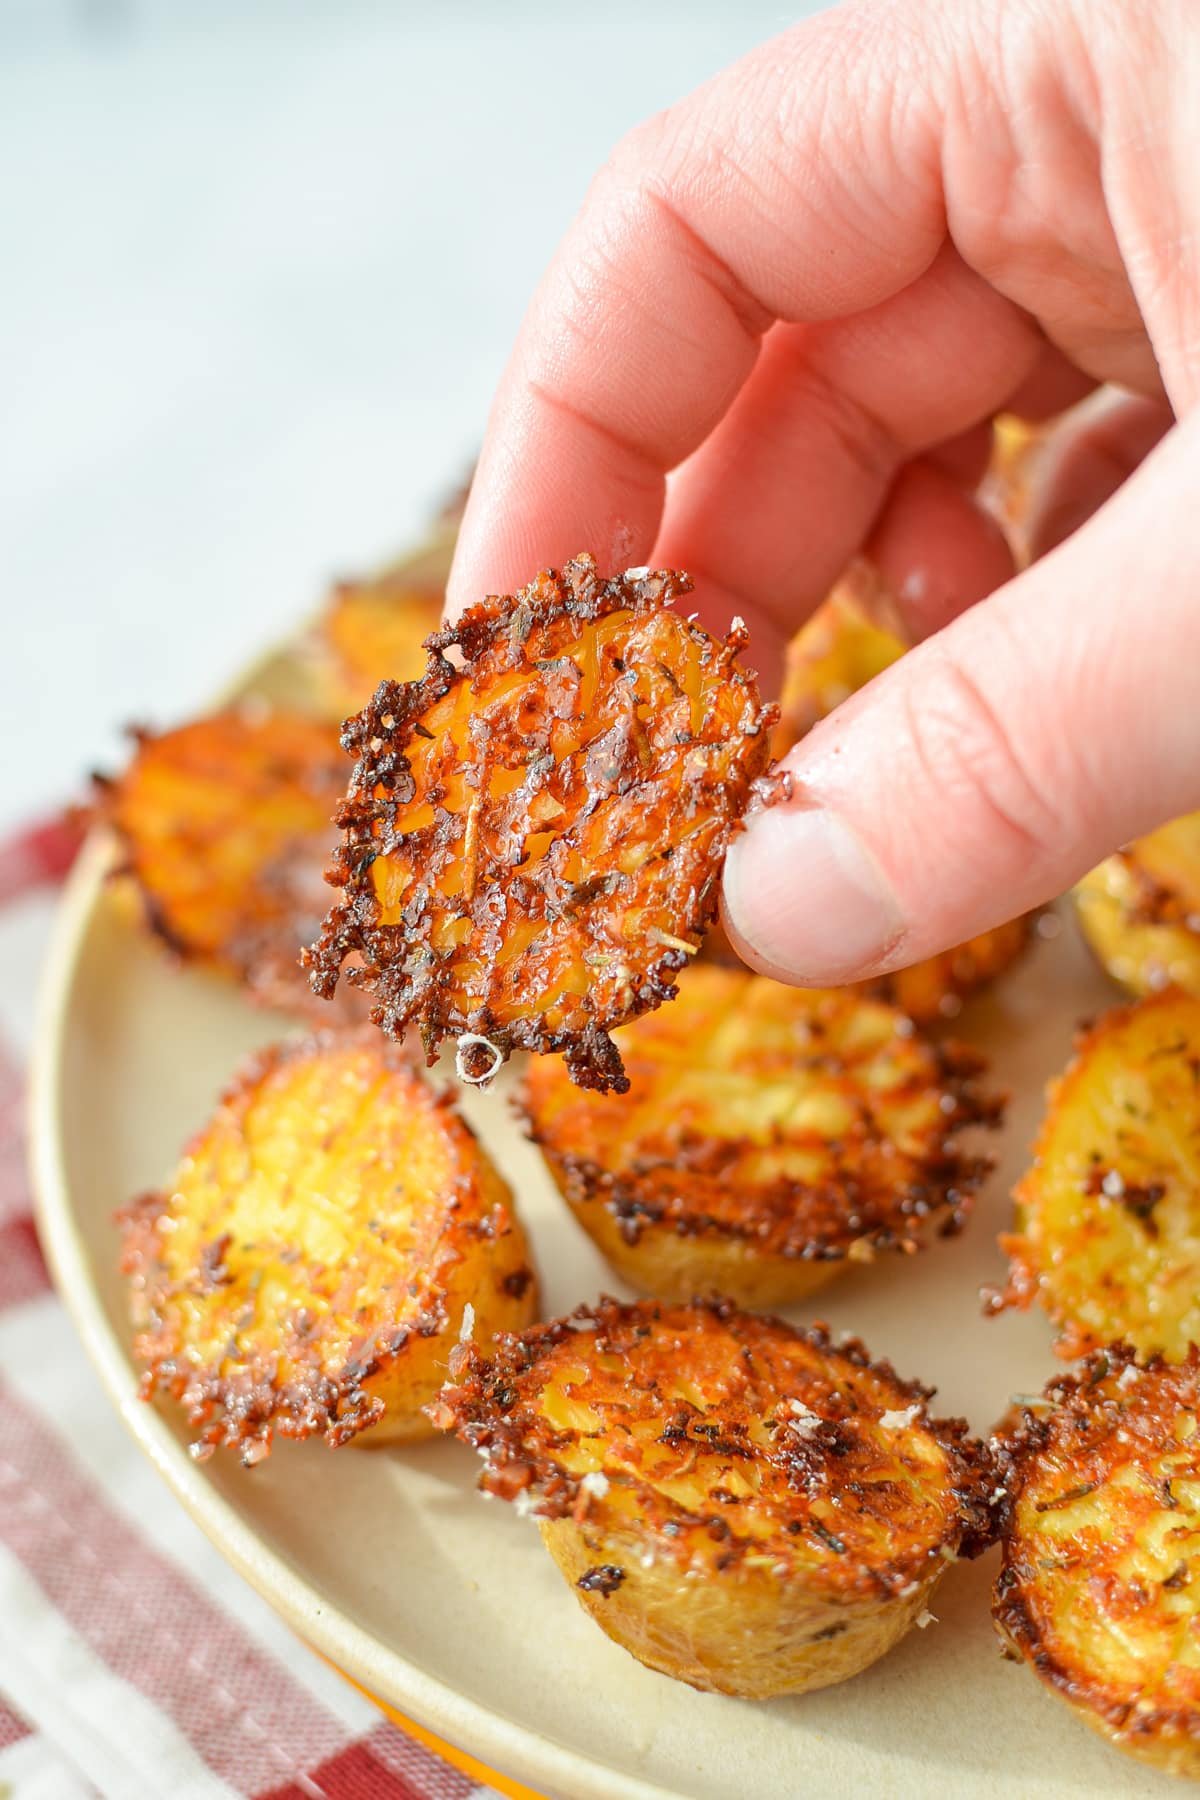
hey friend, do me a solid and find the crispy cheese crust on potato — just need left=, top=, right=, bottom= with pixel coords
left=432, top=1298, right=995, bottom=1698
left=1075, top=813, right=1200, bottom=1000
left=994, top=1346, right=1200, bottom=1777
left=307, top=554, right=777, bottom=1093
left=120, top=1032, right=537, bottom=1463
left=766, top=574, right=1031, bottom=1023
left=520, top=965, right=999, bottom=1307
left=97, top=707, right=348, bottom=1016
left=993, top=989, right=1200, bottom=1360
left=315, top=571, right=445, bottom=717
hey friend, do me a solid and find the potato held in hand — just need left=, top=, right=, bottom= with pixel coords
left=994, top=1347, right=1200, bottom=1778
left=521, top=965, right=999, bottom=1308
left=433, top=1298, right=995, bottom=1699
left=994, top=989, right=1200, bottom=1360
left=307, top=554, right=777, bottom=1093
left=120, top=1033, right=537, bottom=1463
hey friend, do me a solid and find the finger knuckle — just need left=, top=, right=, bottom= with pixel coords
left=902, top=639, right=1061, bottom=865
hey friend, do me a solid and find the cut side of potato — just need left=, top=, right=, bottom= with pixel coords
left=307, top=553, right=778, bottom=1094
left=120, top=1032, right=537, bottom=1462
left=993, top=989, right=1200, bottom=1360
left=1074, top=813, right=1200, bottom=1000
left=432, top=1297, right=996, bottom=1698
left=994, top=1346, right=1200, bottom=1777
left=767, top=572, right=1031, bottom=1024
left=97, top=707, right=348, bottom=1017
left=520, top=964, right=1000, bottom=1308
left=314, top=572, right=445, bottom=718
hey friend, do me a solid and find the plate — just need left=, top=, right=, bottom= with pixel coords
left=29, top=564, right=1176, bottom=1799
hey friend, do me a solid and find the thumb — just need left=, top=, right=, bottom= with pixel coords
left=722, top=412, right=1200, bottom=985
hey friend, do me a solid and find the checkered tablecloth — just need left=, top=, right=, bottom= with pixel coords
left=0, top=818, right=507, bottom=1800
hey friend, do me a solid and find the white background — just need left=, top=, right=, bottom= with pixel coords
left=1, top=0, right=825, bottom=833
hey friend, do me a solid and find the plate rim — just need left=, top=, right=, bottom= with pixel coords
left=28, top=828, right=688, bottom=1800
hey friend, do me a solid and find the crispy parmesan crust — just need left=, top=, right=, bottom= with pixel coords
left=994, top=1346, right=1200, bottom=1775
left=990, top=989, right=1200, bottom=1360
left=306, top=554, right=777, bottom=1092
left=120, top=1031, right=537, bottom=1462
left=432, top=1298, right=995, bottom=1696
left=433, top=1297, right=996, bottom=1576
left=520, top=967, right=1000, bottom=1307
left=96, top=708, right=350, bottom=1019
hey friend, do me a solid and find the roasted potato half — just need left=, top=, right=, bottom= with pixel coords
left=868, top=917, right=1035, bottom=1025
left=994, top=1346, right=1200, bottom=1777
left=120, top=1032, right=537, bottom=1462
left=97, top=707, right=349, bottom=1017
left=770, top=576, right=1031, bottom=1023
left=432, top=1298, right=995, bottom=1698
left=520, top=964, right=999, bottom=1307
left=314, top=571, right=445, bottom=718
left=994, top=989, right=1200, bottom=1360
left=1074, top=812, right=1200, bottom=1000
left=308, top=553, right=777, bottom=1093
left=774, top=562, right=906, bottom=754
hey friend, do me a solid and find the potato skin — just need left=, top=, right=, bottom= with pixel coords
left=994, top=1346, right=1200, bottom=1777
left=521, top=966, right=999, bottom=1308
left=433, top=1298, right=996, bottom=1699
left=120, top=1032, right=537, bottom=1462
left=539, top=1513, right=935, bottom=1699
left=993, top=988, right=1200, bottom=1360
left=1074, top=812, right=1200, bottom=1000
left=307, top=553, right=778, bottom=1094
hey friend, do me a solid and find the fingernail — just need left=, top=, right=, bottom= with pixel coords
left=723, top=801, right=905, bottom=984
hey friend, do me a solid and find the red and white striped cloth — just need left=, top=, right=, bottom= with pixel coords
left=0, top=818, right=506, bottom=1800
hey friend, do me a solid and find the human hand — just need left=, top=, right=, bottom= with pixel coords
left=446, top=0, right=1195, bottom=986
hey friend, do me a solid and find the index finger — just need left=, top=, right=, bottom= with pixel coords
left=446, top=3, right=952, bottom=618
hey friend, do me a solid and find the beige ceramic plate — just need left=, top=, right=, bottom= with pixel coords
left=28, top=563, right=1179, bottom=1799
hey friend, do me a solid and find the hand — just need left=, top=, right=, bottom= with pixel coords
left=446, top=0, right=1196, bottom=986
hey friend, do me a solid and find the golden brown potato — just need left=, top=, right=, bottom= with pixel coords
left=307, top=553, right=778, bottom=1093
left=120, top=1032, right=537, bottom=1463
left=314, top=571, right=445, bottom=717
left=432, top=1297, right=996, bottom=1698
left=774, top=563, right=906, bottom=755
left=1074, top=813, right=1200, bottom=1000
left=868, top=917, right=1035, bottom=1024
left=768, top=573, right=1031, bottom=1023
left=994, top=1346, right=1200, bottom=1778
left=97, top=707, right=348, bottom=1017
left=520, top=964, right=999, bottom=1307
left=992, top=989, right=1200, bottom=1360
